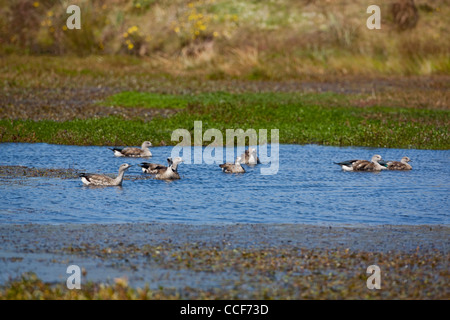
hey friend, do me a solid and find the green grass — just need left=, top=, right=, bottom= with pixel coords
left=1, top=92, right=449, bottom=149
left=100, top=91, right=306, bottom=109
left=101, top=91, right=191, bottom=109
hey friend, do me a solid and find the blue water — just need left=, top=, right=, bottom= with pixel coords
left=0, top=143, right=448, bottom=225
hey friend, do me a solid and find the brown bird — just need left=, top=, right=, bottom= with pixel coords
left=387, top=156, right=412, bottom=170
left=139, top=158, right=171, bottom=174
left=79, top=163, right=132, bottom=186
left=220, top=156, right=245, bottom=173
left=109, top=141, right=152, bottom=157
left=239, top=147, right=260, bottom=165
left=151, top=157, right=184, bottom=180
left=335, top=155, right=387, bottom=172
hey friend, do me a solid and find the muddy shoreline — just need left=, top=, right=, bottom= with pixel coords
left=0, top=222, right=448, bottom=299
left=2, top=76, right=449, bottom=122
left=2, top=223, right=448, bottom=253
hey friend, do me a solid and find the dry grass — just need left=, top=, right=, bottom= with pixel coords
left=1, top=0, right=449, bottom=78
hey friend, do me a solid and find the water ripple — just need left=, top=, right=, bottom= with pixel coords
left=0, top=143, right=449, bottom=225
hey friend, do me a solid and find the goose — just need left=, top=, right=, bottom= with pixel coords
left=139, top=158, right=171, bottom=174
left=387, top=156, right=412, bottom=170
left=154, top=157, right=184, bottom=180
left=335, top=155, right=387, bottom=172
left=239, top=147, right=260, bottom=165
left=79, top=163, right=132, bottom=186
left=109, top=141, right=152, bottom=157
left=220, top=156, right=245, bottom=173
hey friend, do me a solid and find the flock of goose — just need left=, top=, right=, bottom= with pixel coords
left=79, top=142, right=260, bottom=186
left=79, top=142, right=412, bottom=186
left=334, top=155, right=412, bottom=171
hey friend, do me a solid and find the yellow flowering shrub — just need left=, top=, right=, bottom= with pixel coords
left=171, top=0, right=238, bottom=43
left=121, top=25, right=148, bottom=55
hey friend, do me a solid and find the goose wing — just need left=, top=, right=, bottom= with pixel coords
left=352, top=160, right=374, bottom=171
left=219, top=163, right=245, bottom=173
left=242, top=150, right=250, bottom=162
left=378, top=160, right=388, bottom=167
left=239, top=150, right=260, bottom=164
left=139, top=162, right=166, bottom=173
left=155, top=167, right=180, bottom=180
left=219, top=163, right=232, bottom=173
left=236, top=150, right=248, bottom=163
left=79, top=173, right=114, bottom=185
left=154, top=166, right=169, bottom=175
left=334, top=159, right=359, bottom=166
left=120, top=147, right=143, bottom=157
left=387, top=161, right=410, bottom=170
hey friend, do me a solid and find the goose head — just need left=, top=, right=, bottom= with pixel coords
left=401, top=156, right=411, bottom=163
left=141, top=141, right=152, bottom=149
left=371, top=155, right=383, bottom=163
left=119, top=163, right=132, bottom=172
left=171, top=157, right=184, bottom=165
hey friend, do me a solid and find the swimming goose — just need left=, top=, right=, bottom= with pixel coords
left=154, top=157, right=184, bottom=180
left=335, top=155, right=387, bottom=172
left=139, top=158, right=171, bottom=174
left=109, top=141, right=152, bottom=157
left=239, top=147, right=260, bottom=165
left=220, top=157, right=245, bottom=173
left=387, top=157, right=412, bottom=170
left=79, top=163, right=132, bottom=186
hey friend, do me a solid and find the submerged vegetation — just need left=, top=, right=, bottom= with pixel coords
left=0, top=165, right=81, bottom=179
left=1, top=244, right=448, bottom=300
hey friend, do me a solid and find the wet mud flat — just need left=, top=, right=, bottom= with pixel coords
left=1, top=76, right=449, bottom=123
left=0, top=223, right=448, bottom=299
left=0, top=165, right=155, bottom=181
left=0, top=165, right=81, bottom=179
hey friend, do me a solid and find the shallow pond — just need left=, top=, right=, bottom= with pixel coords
left=0, top=143, right=448, bottom=225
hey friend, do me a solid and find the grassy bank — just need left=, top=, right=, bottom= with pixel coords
left=1, top=91, right=449, bottom=149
